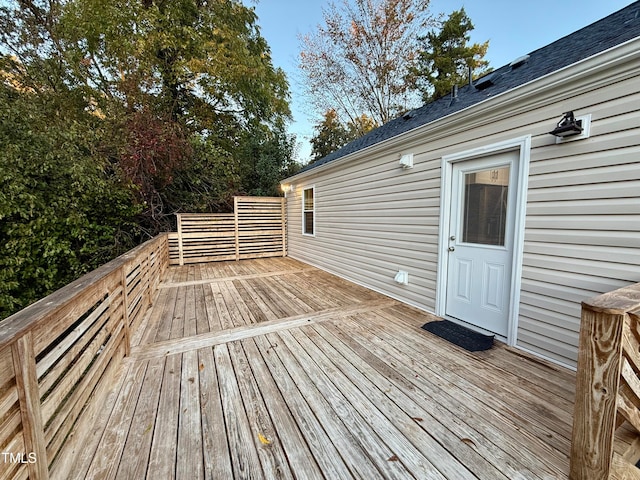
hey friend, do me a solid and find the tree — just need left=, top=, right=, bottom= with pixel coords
left=0, top=0, right=294, bottom=317
left=1, top=0, right=293, bottom=229
left=237, top=123, right=299, bottom=197
left=413, top=8, right=490, bottom=102
left=310, top=109, right=377, bottom=161
left=161, top=136, right=240, bottom=215
left=48, top=0, right=291, bottom=128
left=310, top=109, right=350, bottom=161
left=58, top=0, right=292, bottom=224
left=0, top=82, right=140, bottom=319
left=348, top=113, right=378, bottom=138
left=299, top=0, right=436, bottom=126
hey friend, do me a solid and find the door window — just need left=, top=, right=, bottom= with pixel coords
left=462, top=166, right=509, bottom=246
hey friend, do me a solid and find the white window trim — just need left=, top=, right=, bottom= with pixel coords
left=302, top=185, right=316, bottom=237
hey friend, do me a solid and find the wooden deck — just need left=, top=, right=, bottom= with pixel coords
left=59, top=257, right=576, bottom=480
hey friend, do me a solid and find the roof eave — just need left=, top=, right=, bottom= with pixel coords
left=282, top=35, right=640, bottom=185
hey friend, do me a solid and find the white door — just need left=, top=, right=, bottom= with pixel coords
left=445, top=151, right=518, bottom=336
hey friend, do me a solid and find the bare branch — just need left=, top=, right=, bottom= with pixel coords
left=299, top=0, right=436, bottom=125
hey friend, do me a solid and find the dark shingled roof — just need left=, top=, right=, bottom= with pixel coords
left=298, top=1, right=640, bottom=175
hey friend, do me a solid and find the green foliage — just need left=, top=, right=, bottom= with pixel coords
left=0, top=84, right=140, bottom=318
left=310, top=110, right=350, bottom=161
left=0, top=0, right=294, bottom=319
left=413, top=8, right=491, bottom=102
left=55, top=0, right=291, bottom=129
left=310, top=109, right=377, bottom=161
left=57, top=0, right=292, bottom=231
left=238, top=124, right=299, bottom=197
left=162, top=136, right=241, bottom=216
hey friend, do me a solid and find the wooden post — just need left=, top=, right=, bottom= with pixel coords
left=121, top=267, right=131, bottom=357
left=281, top=197, right=287, bottom=257
left=12, top=333, right=49, bottom=479
left=177, top=213, right=184, bottom=266
left=234, top=197, right=240, bottom=261
left=570, top=285, right=640, bottom=479
left=570, top=304, right=624, bottom=479
left=146, top=250, right=152, bottom=308
left=144, top=244, right=153, bottom=309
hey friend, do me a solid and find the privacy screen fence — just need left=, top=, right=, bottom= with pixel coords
left=168, top=196, right=287, bottom=265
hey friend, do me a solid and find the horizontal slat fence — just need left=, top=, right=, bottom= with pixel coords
left=570, top=282, right=640, bottom=479
left=171, top=214, right=236, bottom=264
left=235, top=196, right=287, bottom=260
left=0, top=234, right=169, bottom=479
left=0, top=344, right=25, bottom=480
left=169, top=196, right=286, bottom=265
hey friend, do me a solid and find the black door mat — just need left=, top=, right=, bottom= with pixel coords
left=421, top=320, right=494, bottom=352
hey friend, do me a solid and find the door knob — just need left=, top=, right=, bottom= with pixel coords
left=448, top=246, right=455, bottom=252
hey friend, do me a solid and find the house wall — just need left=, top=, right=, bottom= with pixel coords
left=519, top=73, right=640, bottom=365
left=286, top=149, right=442, bottom=312
left=284, top=38, right=640, bottom=368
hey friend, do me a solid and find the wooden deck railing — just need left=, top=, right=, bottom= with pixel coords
left=168, top=196, right=286, bottom=265
left=571, top=282, right=640, bottom=479
left=0, top=234, right=169, bottom=480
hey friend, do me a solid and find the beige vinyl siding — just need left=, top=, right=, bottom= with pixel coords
left=517, top=72, right=640, bottom=366
left=285, top=39, right=640, bottom=369
left=287, top=154, right=442, bottom=312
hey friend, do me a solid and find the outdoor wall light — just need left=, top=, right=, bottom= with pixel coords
left=281, top=184, right=294, bottom=193
left=399, top=153, right=414, bottom=169
left=549, top=111, right=583, bottom=138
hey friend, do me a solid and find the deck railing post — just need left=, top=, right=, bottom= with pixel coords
left=234, top=196, right=240, bottom=261
left=146, top=249, right=152, bottom=308
left=281, top=197, right=286, bottom=257
left=12, top=332, right=49, bottom=479
left=121, top=266, right=131, bottom=357
left=570, top=290, right=640, bottom=479
left=177, top=213, right=184, bottom=266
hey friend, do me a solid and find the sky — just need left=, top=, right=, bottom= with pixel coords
left=253, top=0, right=636, bottom=163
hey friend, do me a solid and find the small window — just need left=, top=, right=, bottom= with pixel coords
left=303, top=187, right=314, bottom=236
left=462, top=166, right=509, bottom=246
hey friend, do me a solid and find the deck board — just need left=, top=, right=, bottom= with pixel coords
left=146, top=354, right=181, bottom=479
left=285, top=326, right=453, bottom=479
left=264, top=330, right=401, bottom=479
left=331, top=312, right=564, bottom=478
left=115, top=358, right=163, bottom=480
left=313, top=320, right=510, bottom=480
left=215, top=343, right=265, bottom=479
left=377, top=310, right=573, bottom=455
left=240, top=337, right=325, bottom=478
left=83, top=360, right=148, bottom=479
left=62, top=257, right=577, bottom=479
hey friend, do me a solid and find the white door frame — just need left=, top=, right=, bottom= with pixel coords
left=436, top=135, right=531, bottom=346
